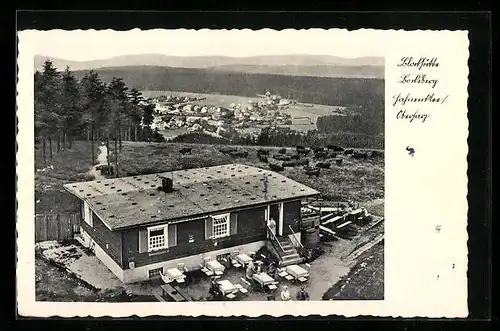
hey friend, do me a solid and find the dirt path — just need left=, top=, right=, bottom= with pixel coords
left=304, top=239, right=355, bottom=299
left=87, top=144, right=108, bottom=181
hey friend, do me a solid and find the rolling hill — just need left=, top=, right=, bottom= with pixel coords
left=209, top=64, right=383, bottom=78
left=34, top=54, right=384, bottom=79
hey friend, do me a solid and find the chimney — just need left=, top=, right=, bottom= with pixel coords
left=160, top=176, right=174, bottom=193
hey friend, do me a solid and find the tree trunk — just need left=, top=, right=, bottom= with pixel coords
left=114, top=138, right=119, bottom=178
left=134, top=125, right=138, bottom=141
left=42, top=137, right=46, bottom=165
left=63, top=132, right=67, bottom=151
left=91, top=124, right=95, bottom=164
left=87, top=129, right=90, bottom=141
left=119, top=128, right=122, bottom=152
left=57, top=132, right=61, bottom=153
left=106, top=136, right=111, bottom=173
left=48, top=136, right=53, bottom=160
left=68, top=136, right=73, bottom=149
left=128, top=127, right=131, bottom=141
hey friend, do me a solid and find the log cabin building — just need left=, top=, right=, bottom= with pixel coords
left=63, top=164, right=320, bottom=284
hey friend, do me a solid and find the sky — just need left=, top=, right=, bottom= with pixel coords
left=20, top=29, right=389, bottom=61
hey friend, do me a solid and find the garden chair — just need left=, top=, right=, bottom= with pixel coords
left=236, top=277, right=251, bottom=294
left=200, top=257, right=214, bottom=277
left=177, top=262, right=188, bottom=273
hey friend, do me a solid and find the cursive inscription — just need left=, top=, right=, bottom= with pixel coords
left=393, top=56, right=448, bottom=123
left=399, top=74, right=439, bottom=88
left=397, top=57, right=439, bottom=70
left=392, top=93, right=448, bottom=107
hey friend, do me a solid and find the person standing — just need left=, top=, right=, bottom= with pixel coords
left=280, top=285, right=291, bottom=301
left=268, top=217, right=277, bottom=236
left=267, top=262, right=277, bottom=280
left=296, top=286, right=310, bottom=301
left=246, top=260, right=256, bottom=280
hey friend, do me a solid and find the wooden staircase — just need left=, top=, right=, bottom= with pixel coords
left=274, top=236, right=303, bottom=267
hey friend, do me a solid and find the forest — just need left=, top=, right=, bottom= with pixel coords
left=34, top=60, right=164, bottom=166
left=73, top=65, right=385, bottom=108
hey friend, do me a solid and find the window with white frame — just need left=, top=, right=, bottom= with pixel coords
left=212, top=213, right=230, bottom=239
left=148, top=224, right=168, bottom=251
left=83, top=202, right=93, bottom=227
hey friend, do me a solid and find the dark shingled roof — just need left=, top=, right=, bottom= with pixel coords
left=63, top=163, right=320, bottom=230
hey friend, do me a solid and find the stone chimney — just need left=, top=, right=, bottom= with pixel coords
left=160, top=176, right=174, bottom=193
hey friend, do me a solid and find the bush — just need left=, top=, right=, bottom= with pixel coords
left=297, top=245, right=325, bottom=263
left=171, top=132, right=231, bottom=145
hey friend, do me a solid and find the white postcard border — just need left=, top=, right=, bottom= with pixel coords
left=17, top=28, right=469, bottom=318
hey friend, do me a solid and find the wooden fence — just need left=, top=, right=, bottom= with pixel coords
left=35, top=213, right=81, bottom=243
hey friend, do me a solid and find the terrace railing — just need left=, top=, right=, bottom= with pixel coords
left=288, top=225, right=304, bottom=249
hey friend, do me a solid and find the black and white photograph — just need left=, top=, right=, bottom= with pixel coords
left=17, top=27, right=470, bottom=318
left=31, top=29, right=385, bottom=303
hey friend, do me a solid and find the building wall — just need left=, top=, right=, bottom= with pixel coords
left=122, top=240, right=266, bottom=284
left=121, top=206, right=268, bottom=270
left=177, top=218, right=205, bottom=246
left=86, top=230, right=125, bottom=282
left=80, top=201, right=123, bottom=268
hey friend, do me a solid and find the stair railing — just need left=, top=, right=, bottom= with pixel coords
left=288, top=225, right=304, bottom=249
left=267, top=225, right=285, bottom=253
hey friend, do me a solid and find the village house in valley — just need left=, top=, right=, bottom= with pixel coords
left=63, top=164, right=320, bottom=284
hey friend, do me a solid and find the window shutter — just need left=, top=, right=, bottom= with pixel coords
left=168, top=224, right=177, bottom=247
left=205, top=217, right=213, bottom=240
left=230, top=213, right=238, bottom=235
left=138, top=229, right=148, bottom=253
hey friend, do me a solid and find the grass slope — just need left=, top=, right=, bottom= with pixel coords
left=110, top=141, right=384, bottom=204
left=323, top=241, right=384, bottom=300
left=35, top=141, right=97, bottom=215
left=35, top=140, right=384, bottom=215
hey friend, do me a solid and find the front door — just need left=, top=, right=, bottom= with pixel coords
left=268, top=203, right=284, bottom=236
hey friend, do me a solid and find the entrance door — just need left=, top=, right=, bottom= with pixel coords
left=269, top=204, right=279, bottom=222
left=268, top=203, right=284, bottom=236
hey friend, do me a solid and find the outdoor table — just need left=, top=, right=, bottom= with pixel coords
left=166, top=268, right=185, bottom=281
left=207, top=260, right=225, bottom=275
left=285, top=265, right=309, bottom=279
left=236, top=253, right=252, bottom=266
left=217, top=280, right=237, bottom=295
left=252, top=272, right=275, bottom=287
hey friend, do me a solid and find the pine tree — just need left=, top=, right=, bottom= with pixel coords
left=60, top=66, right=81, bottom=150
left=80, top=70, right=106, bottom=164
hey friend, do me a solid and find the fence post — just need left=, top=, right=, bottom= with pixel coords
left=56, top=214, right=61, bottom=242
left=45, top=215, right=49, bottom=242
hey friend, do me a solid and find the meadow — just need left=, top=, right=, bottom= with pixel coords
left=111, top=141, right=384, bottom=210
left=35, top=140, right=384, bottom=217
left=35, top=141, right=97, bottom=215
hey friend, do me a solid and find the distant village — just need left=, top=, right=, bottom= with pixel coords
left=148, top=90, right=297, bottom=138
